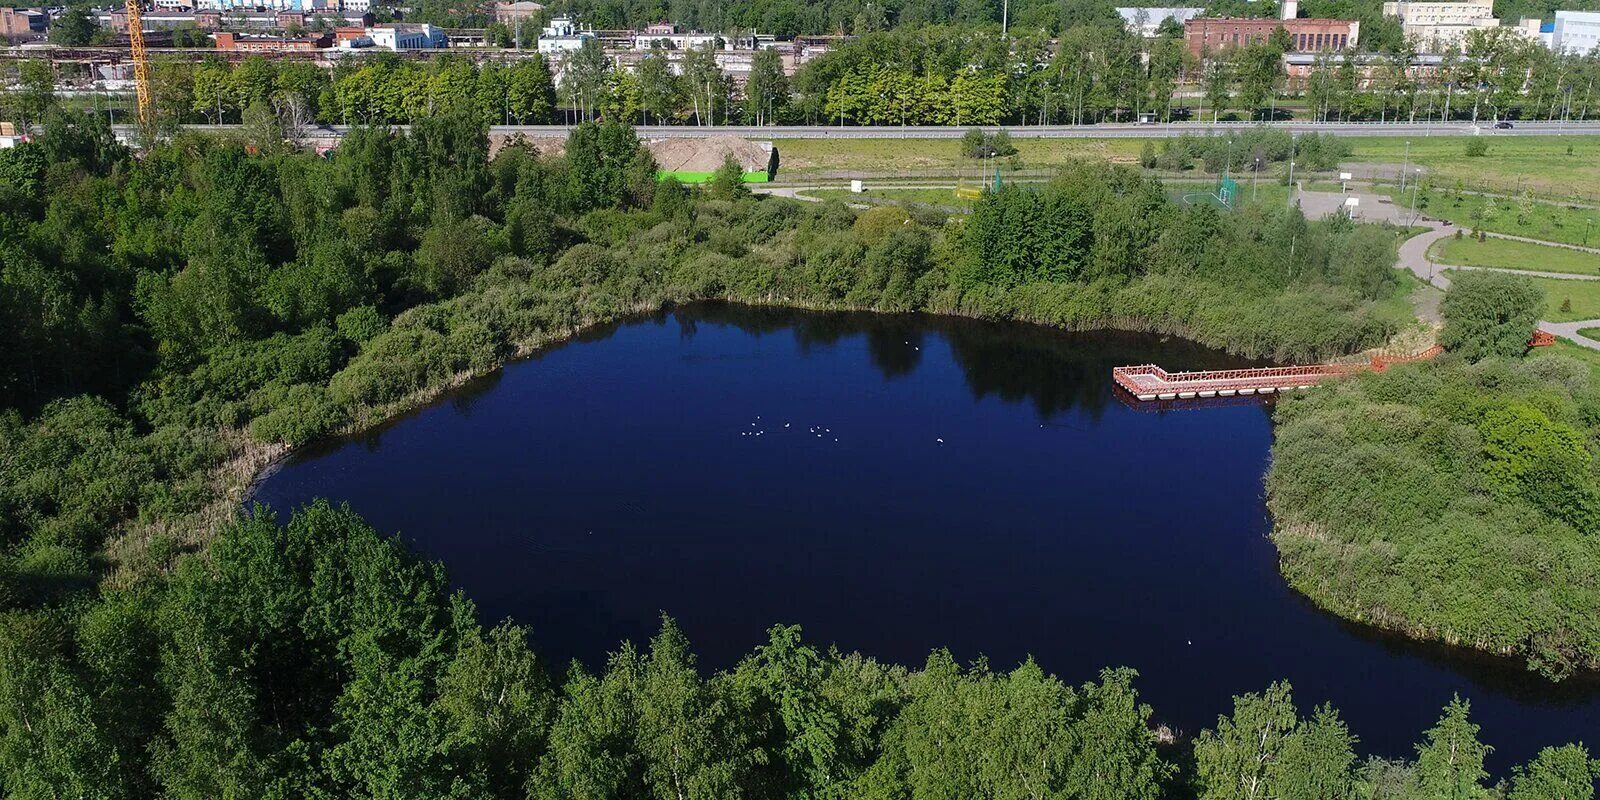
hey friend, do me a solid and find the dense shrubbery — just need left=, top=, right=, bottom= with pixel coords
left=1150, top=129, right=1353, bottom=173
left=7, top=110, right=1582, bottom=796
left=1269, top=355, right=1600, bottom=678
left=1439, top=270, right=1545, bottom=362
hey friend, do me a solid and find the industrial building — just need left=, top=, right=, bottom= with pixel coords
left=367, top=23, right=448, bottom=49
left=0, top=7, right=47, bottom=42
left=1552, top=10, right=1600, bottom=55
left=1184, top=16, right=1360, bottom=55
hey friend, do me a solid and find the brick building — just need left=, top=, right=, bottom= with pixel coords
left=1, top=7, right=48, bottom=41
left=1184, top=17, right=1359, bottom=55
left=213, top=31, right=332, bottom=50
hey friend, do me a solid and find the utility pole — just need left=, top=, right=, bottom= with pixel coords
left=1400, top=139, right=1409, bottom=192
left=1286, top=133, right=1296, bottom=208
left=1409, top=169, right=1421, bottom=226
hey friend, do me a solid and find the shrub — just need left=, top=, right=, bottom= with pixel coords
left=1439, top=271, right=1543, bottom=361
left=708, top=155, right=750, bottom=201
left=1465, top=138, right=1489, bottom=157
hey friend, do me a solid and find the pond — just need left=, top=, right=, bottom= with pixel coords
left=253, top=303, right=1600, bottom=770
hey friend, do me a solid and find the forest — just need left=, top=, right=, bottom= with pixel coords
left=0, top=109, right=1595, bottom=795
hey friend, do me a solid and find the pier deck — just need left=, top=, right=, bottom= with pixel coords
left=1112, top=345, right=1447, bottom=402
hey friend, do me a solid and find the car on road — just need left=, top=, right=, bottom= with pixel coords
left=1494, top=121, right=1514, bottom=129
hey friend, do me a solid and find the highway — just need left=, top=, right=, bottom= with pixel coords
left=107, top=120, right=1600, bottom=140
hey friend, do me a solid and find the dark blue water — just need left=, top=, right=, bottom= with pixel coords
left=255, top=303, right=1600, bottom=769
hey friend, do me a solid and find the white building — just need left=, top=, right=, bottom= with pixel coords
left=195, top=0, right=307, bottom=11
left=631, top=21, right=722, bottom=49
left=1381, top=0, right=1502, bottom=51
left=537, top=15, right=593, bottom=53
left=1552, top=10, right=1600, bottom=55
left=1115, top=7, right=1202, bottom=37
left=340, top=0, right=370, bottom=11
left=368, top=22, right=446, bottom=48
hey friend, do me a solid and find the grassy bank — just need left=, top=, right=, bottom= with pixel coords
left=1429, top=236, right=1600, bottom=276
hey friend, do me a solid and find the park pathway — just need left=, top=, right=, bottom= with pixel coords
left=1389, top=217, right=1600, bottom=351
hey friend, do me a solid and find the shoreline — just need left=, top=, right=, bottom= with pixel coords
left=188, top=293, right=1589, bottom=685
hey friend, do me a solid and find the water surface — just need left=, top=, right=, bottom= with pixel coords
left=255, top=303, right=1600, bottom=769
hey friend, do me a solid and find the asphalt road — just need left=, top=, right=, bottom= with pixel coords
left=112, top=121, right=1600, bottom=140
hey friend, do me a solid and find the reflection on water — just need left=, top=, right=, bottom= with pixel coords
left=255, top=302, right=1599, bottom=771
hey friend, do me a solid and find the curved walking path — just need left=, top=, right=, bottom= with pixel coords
left=1395, top=221, right=1600, bottom=350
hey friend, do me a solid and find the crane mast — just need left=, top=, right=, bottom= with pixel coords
left=124, top=0, right=152, bottom=128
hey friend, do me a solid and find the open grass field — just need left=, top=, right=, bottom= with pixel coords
left=1513, top=275, right=1600, bottom=322
left=1343, top=136, right=1600, bottom=201
left=1428, top=236, right=1600, bottom=276
left=772, top=135, right=1600, bottom=197
left=773, top=137, right=1145, bottom=177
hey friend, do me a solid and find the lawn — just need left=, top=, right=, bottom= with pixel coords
left=1343, top=135, right=1600, bottom=203
left=1428, top=236, right=1600, bottom=276
left=1401, top=187, right=1600, bottom=248
left=1512, top=275, right=1600, bottom=322
left=773, top=137, right=1145, bottom=177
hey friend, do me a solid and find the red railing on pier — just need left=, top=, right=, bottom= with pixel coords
left=1113, top=345, right=1445, bottom=402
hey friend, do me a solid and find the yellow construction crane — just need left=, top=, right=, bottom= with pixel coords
left=124, top=0, right=152, bottom=128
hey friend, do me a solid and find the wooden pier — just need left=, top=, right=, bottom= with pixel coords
left=1112, top=345, right=1447, bottom=402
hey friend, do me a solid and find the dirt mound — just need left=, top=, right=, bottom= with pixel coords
left=648, top=135, right=770, bottom=173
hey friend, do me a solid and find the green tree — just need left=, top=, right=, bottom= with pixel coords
left=1193, top=682, right=1299, bottom=800
left=49, top=3, right=95, bottom=45
left=435, top=622, right=556, bottom=798
left=745, top=47, right=788, bottom=125
left=0, top=614, right=123, bottom=799
left=12, top=60, right=56, bottom=128
left=1274, top=704, right=1357, bottom=800
left=709, top=155, right=751, bottom=200
left=1508, top=744, right=1598, bottom=800
left=1438, top=270, right=1543, bottom=361
left=1414, top=696, right=1492, bottom=800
